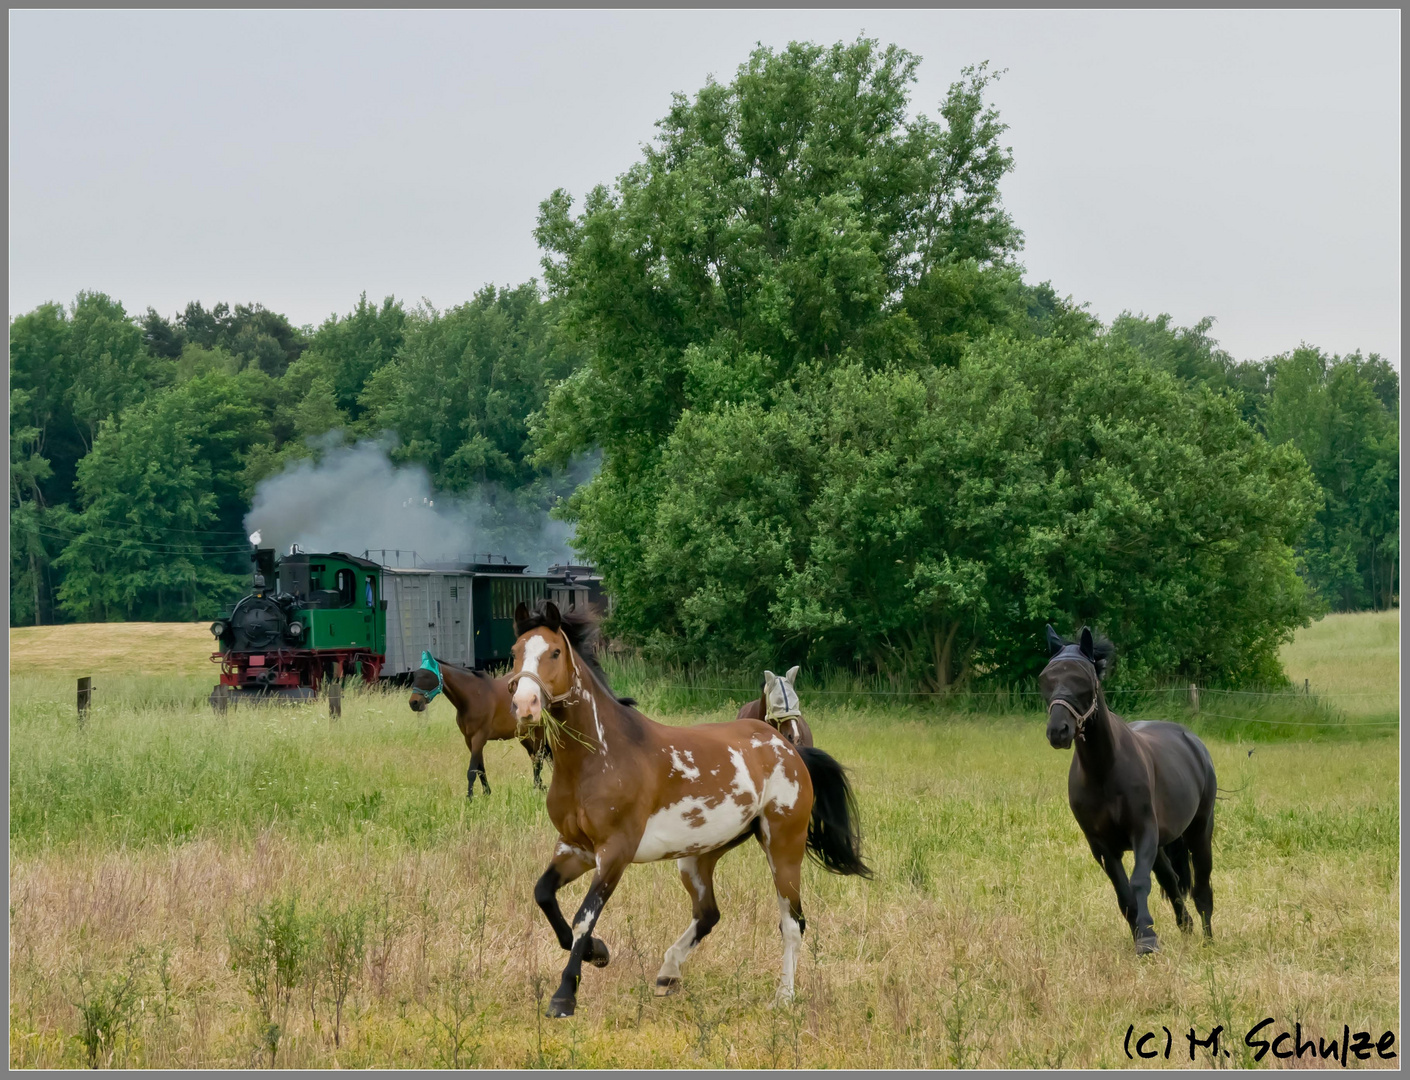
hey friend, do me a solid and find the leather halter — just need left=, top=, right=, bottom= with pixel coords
left=507, top=631, right=584, bottom=712
left=1048, top=695, right=1099, bottom=738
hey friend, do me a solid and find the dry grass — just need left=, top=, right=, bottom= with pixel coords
left=9, top=622, right=214, bottom=678
left=8, top=663, right=1399, bottom=1069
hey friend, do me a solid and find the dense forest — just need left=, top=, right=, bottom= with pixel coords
left=9, top=39, right=1398, bottom=687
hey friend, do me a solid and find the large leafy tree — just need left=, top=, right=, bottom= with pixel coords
left=143, top=301, right=308, bottom=376
left=532, top=39, right=1105, bottom=666
left=56, top=370, right=272, bottom=621
left=361, top=283, right=580, bottom=491
left=10, top=294, right=174, bottom=622
left=535, top=42, right=1030, bottom=468
left=286, top=293, right=407, bottom=423
left=1266, top=347, right=1399, bottom=611
left=627, top=337, right=1318, bottom=686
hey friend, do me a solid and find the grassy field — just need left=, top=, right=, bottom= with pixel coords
left=7, top=615, right=1400, bottom=1068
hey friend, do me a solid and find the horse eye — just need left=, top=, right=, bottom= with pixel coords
left=552, top=649, right=561, bottom=659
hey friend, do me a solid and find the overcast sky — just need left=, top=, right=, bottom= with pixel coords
left=9, top=9, right=1400, bottom=366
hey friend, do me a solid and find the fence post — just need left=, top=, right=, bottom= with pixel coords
left=77, top=676, right=92, bottom=727
left=1304, top=679, right=1310, bottom=696
left=1189, top=683, right=1199, bottom=714
left=328, top=681, right=342, bottom=720
left=213, top=684, right=230, bottom=715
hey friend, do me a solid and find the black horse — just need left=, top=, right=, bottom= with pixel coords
left=1041, top=626, right=1217, bottom=954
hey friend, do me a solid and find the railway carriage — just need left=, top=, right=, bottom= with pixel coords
left=208, top=547, right=601, bottom=706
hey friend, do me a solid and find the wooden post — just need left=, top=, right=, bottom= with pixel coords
left=1189, top=683, right=1199, bottom=714
left=328, top=681, right=342, bottom=720
left=213, top=684, right=229, bottom=715
left=77, top=676, right=92, bottom=726
left=1304, top=679, right=1310, bottom=696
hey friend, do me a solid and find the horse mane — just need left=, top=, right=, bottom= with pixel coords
left=516, top=600, right=622, bottom=697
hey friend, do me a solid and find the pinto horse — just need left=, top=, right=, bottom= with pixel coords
left=409, top=653, right=550, bottom=796
left=507, top=601, right=871, bottom=1018
left=735, top=666, right=814, bottom=747
left=1041, top=626, right=1216, bottom=954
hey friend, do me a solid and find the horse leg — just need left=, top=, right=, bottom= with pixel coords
left=1089, top=839, right=1137, bottom=930
left=533, top=741, right=550, bottom=790
left=548, top=844, right=630, bottom=1018
left=1130, top=828, right=1161, bottom=954
left=1186, top=814, right=1215, bottom=939
left=757, top=817, right=808, bottom=1005
left=1152, top=847, right=1194, bottom=934
left=533, top=844, right=609, bottom=961
left=468, top=729, right=490, bottom=797
left=655, top=849, right=729, bottom=996
left=522, top=736, right=547, bottom=790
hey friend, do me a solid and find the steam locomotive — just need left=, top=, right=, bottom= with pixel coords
left=209, top=547, right=605, bottom=706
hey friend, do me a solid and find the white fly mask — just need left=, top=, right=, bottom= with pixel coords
left=762, top=667, right=803, bottom=722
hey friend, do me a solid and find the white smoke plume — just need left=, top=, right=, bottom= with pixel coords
left=244, top=434, right=596, bottom=571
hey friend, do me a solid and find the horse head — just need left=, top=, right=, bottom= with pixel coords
left=508, top=600, right=581, bottom=728
left=762, top=666, right=802, bottom=721
left=409, top=651, right=445, bottom=713
left=1039, top=625, right=1113, bottom=749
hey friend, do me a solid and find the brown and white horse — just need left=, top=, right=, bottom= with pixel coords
left=735, top=666, right=814, bottom=747
left=507, top=601, right=871, bottom=1018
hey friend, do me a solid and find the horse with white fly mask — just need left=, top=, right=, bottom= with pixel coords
left=508, top=600, right=871, bottom=1018
left=1041, top=626, right=1217, bottom=954
left=735, top=666, right=814, bottom=747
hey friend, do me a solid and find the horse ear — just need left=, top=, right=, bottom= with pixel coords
left=1045, top=624, right=1065, bottom=656
left=513, top=602, right=531, bottom=634
left=543, top=600, right=561, bottom=633
left=763, top=670, right=777, bottom=691
left=1079, top=627, right=1095, bottom=662
left=785, top=665, right=800, bottom=686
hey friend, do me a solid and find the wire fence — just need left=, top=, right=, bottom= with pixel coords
left=605, top=672, right=1398, bottom=731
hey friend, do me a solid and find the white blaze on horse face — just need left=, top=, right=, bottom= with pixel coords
left=512, top=634, right=551, bottom=719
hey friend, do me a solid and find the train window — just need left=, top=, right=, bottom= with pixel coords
left=336, top=569, right=356, bottom=607
left=491, top=578, right=545, bottom=619
left=364, top=577, right=376, bottom=607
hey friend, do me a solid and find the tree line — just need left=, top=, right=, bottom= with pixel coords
left=9, top=38, right=1398, bottom=688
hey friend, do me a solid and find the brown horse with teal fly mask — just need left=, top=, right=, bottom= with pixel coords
left=409, top=652, right=550, bottom=797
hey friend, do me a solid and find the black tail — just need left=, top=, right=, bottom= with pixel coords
left=798, top=746, right=872, bottom=878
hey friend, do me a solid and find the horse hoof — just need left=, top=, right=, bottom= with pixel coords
left=546, top=997, right=576, bottom=1018
left=1135, top=934, right=1160, bottom=956
left=587, top=938, right=610, bottom=968
left=654, top=977, right=681, bottom=997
